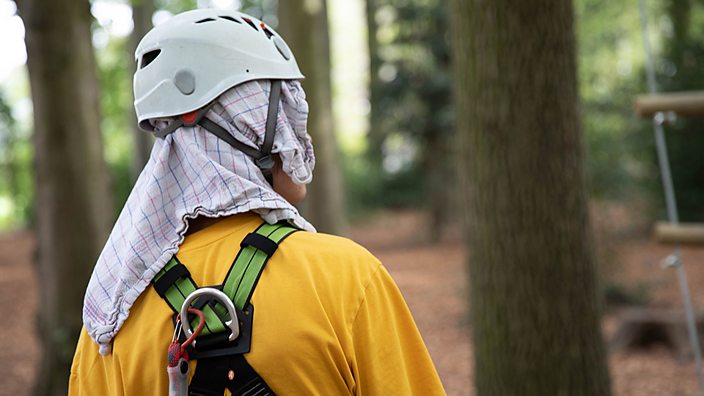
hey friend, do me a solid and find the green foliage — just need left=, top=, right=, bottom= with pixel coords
left=576, top=0, right=655, bottom=200
left=155, top=0, right=197, bottom=14
left=577, top=0, right=704, bottom=221
left=0, top=90, right=33, bottom=228
left=342, top=151, right=423, bottom=217
left=654, top=0, right=704, bottom=221
left=374, top=2, right=452, bottom=139
left=365, top=0, right=453, bottom=212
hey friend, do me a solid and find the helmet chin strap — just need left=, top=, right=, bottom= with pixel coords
left=154, top=80, right=283, bottom=185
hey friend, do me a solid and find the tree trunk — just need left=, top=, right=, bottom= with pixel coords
left=422, top=129, right=453, bottom=242
left=364, top=0, right=384, bottom=168
left=16, top=0, right=113, bottom=394
left=278, top=0, right=347, bottom=235
left=128, top=0, right=154, bottom=181
left=449, top=1, right=612, bottom=395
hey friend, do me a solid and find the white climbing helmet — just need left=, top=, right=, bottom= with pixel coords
left=133, top=9, right=303, bottom=131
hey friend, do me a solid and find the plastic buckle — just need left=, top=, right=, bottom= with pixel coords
left=255, top=155, right=275, bottom=171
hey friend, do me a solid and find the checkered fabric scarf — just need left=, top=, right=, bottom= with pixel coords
left=83, top=80, right=315, bottom=354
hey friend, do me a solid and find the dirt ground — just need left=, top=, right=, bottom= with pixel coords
left=2, top=209, right=704, bottom=395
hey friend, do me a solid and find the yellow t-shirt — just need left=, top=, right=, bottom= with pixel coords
left=69, top=213, right=445, bottom=395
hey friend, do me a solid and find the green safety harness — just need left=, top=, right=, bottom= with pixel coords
left=152, top=221, right=299, bottom=396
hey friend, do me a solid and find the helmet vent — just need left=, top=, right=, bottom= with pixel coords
left=241, top=17, right=258, bottom=31
left=220, top=16, right=241, bottom=24
left=195, top=18, right=216, bottom=24
left=140, top=49, right=161, bottom=69
left=260, top=24, right=274, bottom=39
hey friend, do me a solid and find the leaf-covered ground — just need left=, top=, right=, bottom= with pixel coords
left=1, top=209, right=702, bottom=395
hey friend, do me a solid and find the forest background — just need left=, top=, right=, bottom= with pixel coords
left=2, top=0, right=704, bottom=395
left=2, top=0, right=704, bottom=230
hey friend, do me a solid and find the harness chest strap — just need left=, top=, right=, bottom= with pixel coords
left=152, top=222, right=299, bottom=396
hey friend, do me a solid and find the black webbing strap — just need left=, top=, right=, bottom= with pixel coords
left=153, top=263, right=190, bottom=299
left=251, top=79, right=281, bottom=184
left=154, top=118, right=184, bottom=139
left=241, top=232, right=279, bottom=256
left=197, top=117, right=263, bottom=160
left=262, top=80, right=281, bottom=157
left=189, top=354, right=275, bottom=396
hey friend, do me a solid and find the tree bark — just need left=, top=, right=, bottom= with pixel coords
left=422, top=129, right=453, bottom=242
left=16, top=0, right=113, bottom=394
left=450, top=1, right=612, bottom=395
left=128, top=0, right=155, bottom=181
left=364, top=0, right=384, bottom=168
left=278, top=0, right=347, bottom=235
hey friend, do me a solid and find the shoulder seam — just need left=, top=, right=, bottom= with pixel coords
left=347, top=261, right=384, bottom=340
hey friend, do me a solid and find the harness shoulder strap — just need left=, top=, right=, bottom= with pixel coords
left=153, top=257, right=227, bottom=335
left=152, top=222, right=297, bottom=334
left=222, top=221, right=298, bottom=311
left=151, top=221, right=299, bottom=396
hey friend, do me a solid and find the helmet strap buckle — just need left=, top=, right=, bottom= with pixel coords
left=255, top=155, right=275, bottom=172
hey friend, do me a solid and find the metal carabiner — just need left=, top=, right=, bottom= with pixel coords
left=177, top=308, right=205, bottom=354
left=180, top=288, right=239, bottom=342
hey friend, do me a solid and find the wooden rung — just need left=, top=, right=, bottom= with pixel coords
left=654, top=221, right=704, bottom=244
left=635, top=91, right=704, bottom=118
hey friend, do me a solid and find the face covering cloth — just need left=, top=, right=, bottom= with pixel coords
left=83, top=80, right=316, bottom=354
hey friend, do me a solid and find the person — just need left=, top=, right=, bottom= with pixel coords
left=69, top=8, right=444, bottom=396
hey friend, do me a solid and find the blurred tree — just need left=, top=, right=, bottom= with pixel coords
left=15, top=0, right=113, bottom=395
left=450, top=0, right=612, bottom=394
left=0, top=93, right=34, bottom=227
left=364, top=0, right=383, bottom=168
left=0, top=92, right=20, bottom=211
left=96, top=35, right=134, bottom=211
left=576, top=0, right=653, bottom=200
left=366, top=0, right=454, bottom=240
left=127, top=0, right=155, bottom=180
left=278, top=0, right=347, bottom=235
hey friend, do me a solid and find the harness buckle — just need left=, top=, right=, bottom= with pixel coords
left=181, top=288, right=240, bottom=342
left=255, top=155, right=275, bottom=171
